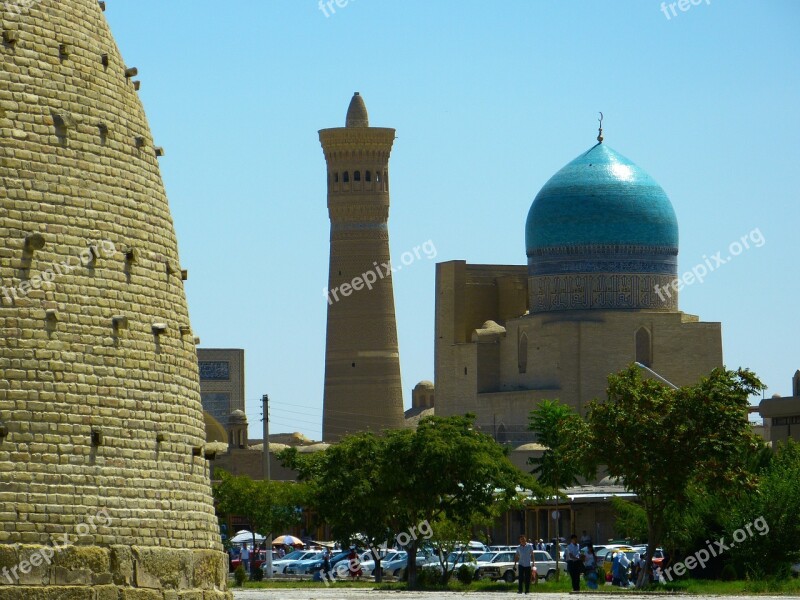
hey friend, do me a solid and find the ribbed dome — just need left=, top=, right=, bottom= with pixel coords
left=526, top=144, right=678, bottom=253
left=525, top=142, right=680, bottom=313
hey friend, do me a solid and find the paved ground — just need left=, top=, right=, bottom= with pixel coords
left=232, top=590, right=787, bottom=600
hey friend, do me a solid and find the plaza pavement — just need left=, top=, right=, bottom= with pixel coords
left=232, top=589, right=788, bottom=600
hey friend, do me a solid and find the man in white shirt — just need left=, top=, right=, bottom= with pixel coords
left=513, top=535, right=535, bottom=594
left=565, top=534, right=583, bottom=591
left=240, top=545, right=251, bottom=574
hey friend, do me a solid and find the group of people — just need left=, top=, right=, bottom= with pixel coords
left=513, top=533, right=601, bottom=594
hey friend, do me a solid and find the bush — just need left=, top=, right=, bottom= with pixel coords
left=720, top=563, right=738, bottom=581
left=456, top=564, right=475, bottom=584
left=233, top=565, right=246, bottom=587
left=250, top=566, right=263, bottom=581
left=415, top=567, right=438, bottom=588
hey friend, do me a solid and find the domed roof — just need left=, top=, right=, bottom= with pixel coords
left=414, top=380, right=434, bottom=389
left=345, top=92, right=369, bottom=128
left=526, top=144, right=678, bottom=253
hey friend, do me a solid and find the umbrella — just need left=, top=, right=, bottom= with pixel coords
left=230, top=530, right=265, bottom=544
left=272, top=534, right=303, bottom=546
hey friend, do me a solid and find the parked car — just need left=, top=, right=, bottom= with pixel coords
left=360, top=550, right=403, bottom=578
left=284, top=551, right=326, bottom=574
left=477, top=550, right=564, bottom=583
left=382, top=550, right=437, bottom=578
left=602, top=546, right=637, bottom=580
left=422, top=549, right=482, bottom=577
left=265, top=550, right=317, bottom=575
left=473, top=550, right=517, bottom=580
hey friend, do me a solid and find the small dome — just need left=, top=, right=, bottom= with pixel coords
left=345, top=92, right=369, bottom=128
left=414, top=380, right=434, bottom=390
left=526, top=143, right=678, bottom=253
left=229, top=409, right=247, bottom=423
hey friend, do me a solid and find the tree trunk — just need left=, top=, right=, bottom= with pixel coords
left=374, top=557, right=382, bottom=583
left=407, top=541, right=418, bottom=589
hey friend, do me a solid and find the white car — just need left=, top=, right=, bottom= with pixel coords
left=267, top=550, right=317, bottom=575
left=474, top=551, right=517, bottom=580
left=359, top=550, right=403, bottom=577
left=477, top=550, right=565, bottom=583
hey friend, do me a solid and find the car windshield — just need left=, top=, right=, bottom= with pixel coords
left=476, top=552, right=495, bottom=562
left=280, top=551, right=305, bottom=561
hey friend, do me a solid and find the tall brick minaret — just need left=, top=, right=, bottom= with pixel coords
left=319, top=93, right=405, bottom=442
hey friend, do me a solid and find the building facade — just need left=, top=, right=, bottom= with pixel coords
left=435, top=139, right=724, bottom=444
left=198, top=347, right=246, bottom=434
left=759, top=371, right=800, bottom=445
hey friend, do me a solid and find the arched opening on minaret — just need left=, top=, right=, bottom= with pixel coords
left=354, top=170, right=361, bottom=182
left=365, top=170, right=371, bottom=182
left=343, top=171, right=349, bottom=183
left=635, top=326, right=652, bottom=367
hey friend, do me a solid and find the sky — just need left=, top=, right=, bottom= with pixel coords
left=103, top=0, right=800, bottom=441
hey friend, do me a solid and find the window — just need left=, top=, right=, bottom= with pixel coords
left=635, top=327, right=652, bottom=367
left=334, top=172, right=339, bottom=183
left=354, top=170, right=361, bottom=181
left=343, top=171, right=349, bottom=183
left=365, top=170, right=371, bottom=182
left=496, top=423, right=507, bottom=444
left=518, top=333, right=528, bottom=374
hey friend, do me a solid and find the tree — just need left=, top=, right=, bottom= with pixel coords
left=213, top=471, right=308, bottom=576
left=380, top=415, right=540, bottom=588
left=282, top=415, right=540, bottom=589
left=723, top=439, right=800, bottom=578
left=586, top=366, right=764, bottom=587
left=280, top=432, right=396, bottom=582
left=527, top=399, right=592, bottom=575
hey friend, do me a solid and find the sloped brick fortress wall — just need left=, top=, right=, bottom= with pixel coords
left=0, top=0, right=230, bottom=597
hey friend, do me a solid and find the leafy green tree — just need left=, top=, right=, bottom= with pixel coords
left=280, top=432, right=396, bottom=581
left=586, top=366, right=764, bottom=587
left=213, top=470, right=308, bottom=575
left=723, top=439, right=800, bottom=578
left=610, top=496, right=648, bottom=542
left=380, top=415, right=539, bottom=588
left=527, top=399, right=592, bottom=575
left=282, top=415, right=540, bottom=589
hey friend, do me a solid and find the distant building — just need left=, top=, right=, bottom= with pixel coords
left=435, top=137, right=724, bottom=445
left=198, top=348, right=245, bottom=441
left=759, top=371, right=800, bottom=445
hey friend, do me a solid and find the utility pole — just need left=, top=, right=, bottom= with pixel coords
left=261, top=394, right=273, bottom=578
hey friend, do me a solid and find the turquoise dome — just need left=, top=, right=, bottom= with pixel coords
left=526, top=144, right=678, bottom=253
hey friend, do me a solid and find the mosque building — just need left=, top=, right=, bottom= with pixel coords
left=435, top=125, right=724, bottom=445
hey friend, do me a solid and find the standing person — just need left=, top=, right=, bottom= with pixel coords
left=240, top=544, right=250, bottom=574
left=580, top=530, right=591, bottom=547
left=513, top=535, right=535, bottom=595
left=565, top=534, right=582, bottom=592
left=583, top=544, right=598, bottom=590
left=321, top=548, right=332, bottom=582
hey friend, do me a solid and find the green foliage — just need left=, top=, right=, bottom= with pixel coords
left=213, top=470, right=308, bottom=540
left=282, top=414, right=540, bottom=589
left=528, top=399, right=593, bottom=489
left=456, top=563, right=476, bottom=584
left=720, top=563, right=738, bottom=581
left=722, top=439, right=800, bottom=578
left=610, top=496, right=648, bottom=541
left=586, top=365, right=764, bottom=586
left=233, top=565, right=246, bottom=586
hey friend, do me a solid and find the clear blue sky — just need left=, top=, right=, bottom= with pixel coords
left=104, top=1, right=799, bottom=440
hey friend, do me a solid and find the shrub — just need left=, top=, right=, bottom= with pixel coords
left=456, top=564, right=475, bottom=584
left=233, top=565, right=246, bottom=587
left=250, top=566, right=264, bottom=581
left=720, top=563, right=738, bottom=581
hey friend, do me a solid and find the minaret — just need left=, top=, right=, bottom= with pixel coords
left=319, top=92, right=405, bottom=442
